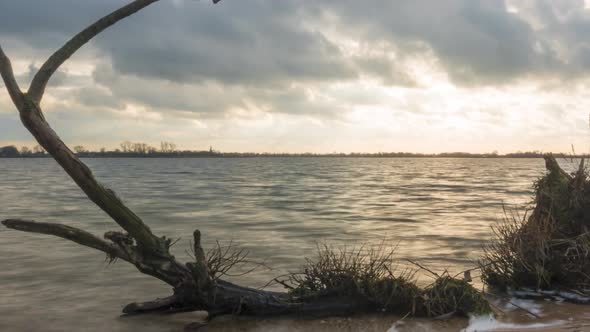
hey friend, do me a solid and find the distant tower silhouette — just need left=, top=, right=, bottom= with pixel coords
left=209, top=146, right=213, bottom=153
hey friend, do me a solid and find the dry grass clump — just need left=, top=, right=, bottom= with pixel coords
left=282, top=242, right=491, bottom=317
left=480, top=155, right=590, bottom=294
left=366, top=276, right=422, bottom=313
left=422, top=276, right=491, bottom=317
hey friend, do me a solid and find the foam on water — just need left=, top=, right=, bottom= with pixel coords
left=387, top=321, right=403, bottom=332
left=462, top=315, right=564, bottom=332
left=501, top=298, right=544, bottom=316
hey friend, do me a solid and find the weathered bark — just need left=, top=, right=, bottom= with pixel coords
left=0, top=45, right=24, bottom=109
left=2, top=219, right=132, bottom=263
left=0, top=0, right=381, bottom=321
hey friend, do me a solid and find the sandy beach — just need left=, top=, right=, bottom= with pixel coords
left=118, top=298, right=590, bottom=332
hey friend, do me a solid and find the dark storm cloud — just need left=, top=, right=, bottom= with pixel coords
left=0, top=0, right=127, bottom=49
left=0, top=0, right=357, bottom=86
left=309, top=0, right=563, bottom=84
left=3, top=0, right=590, bottom=119
left=95, top=1, right=359, bottom=85
left=90, top=62, right=247, bottom=114
left=529, top=0, right=590, bottom=76
left=87, top=62, right=343, bottom=117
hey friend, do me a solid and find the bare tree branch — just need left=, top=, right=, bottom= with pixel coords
left=0, top=0, right=179, bottom=251
left=0, top=45, right=24, bottom=109
left=2, top=1, right=227, bottom=251
left=27, top=0, right=161, bottom=104
left=1, top=219, right=132, bottom=262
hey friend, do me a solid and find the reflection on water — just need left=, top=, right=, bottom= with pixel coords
left=0, top=157, right=580, bottom=331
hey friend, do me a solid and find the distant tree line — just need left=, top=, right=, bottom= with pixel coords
left=0, top=145, right=46, bottom=157
left=0, top=144, right=581, bottom=158
left=0, top=141, right=222, bottom=158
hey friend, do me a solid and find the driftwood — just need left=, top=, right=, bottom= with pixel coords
left=0, top=0, right=385, bottom=321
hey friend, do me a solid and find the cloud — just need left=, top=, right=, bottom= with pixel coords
left=1, top=0, right=590, bottom=152
left=307, top=0, right=568, bottom=85
left=95, top=1, right=358, bottom=86
left=3, top=0, right=590, bottom=87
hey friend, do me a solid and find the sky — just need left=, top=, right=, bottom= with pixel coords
left=1, top=0, right=590, bottom=153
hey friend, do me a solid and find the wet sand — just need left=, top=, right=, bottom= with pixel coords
left=120, top=299, right=590, bottom=332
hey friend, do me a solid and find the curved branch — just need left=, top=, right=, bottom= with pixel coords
left=2, top=1, right=169, bottom=250
left=5, top=0, right=223, bottom=251
left=0, top=45, right=24, bottom=109
left=27, top=0, right=160, bottom=103
left=4, top=0, right=224, bottom=251
left=1, top=219, right=131, bottom=262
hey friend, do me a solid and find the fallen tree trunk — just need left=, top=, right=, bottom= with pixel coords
left=0, top=0, right=410, bottom=320
left=0, top=0, right=304, bottom=319
left=0, top=0, right=491, bottom=323
left=1, top=216, right=376, bottom=317
left=0, top=219, right=373, bottom=318
left=1, top=219, right=488, bottom=320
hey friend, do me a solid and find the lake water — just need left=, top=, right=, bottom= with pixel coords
left=0, top=157, right=581, bottom=331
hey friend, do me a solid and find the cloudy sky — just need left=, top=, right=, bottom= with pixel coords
left=1, top=0, right=590, bottom=153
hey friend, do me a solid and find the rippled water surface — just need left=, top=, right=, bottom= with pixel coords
left=0, top=157, right=576, bottom=331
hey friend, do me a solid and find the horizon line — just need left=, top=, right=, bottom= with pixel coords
left=0, top=145, right=584, bottom=158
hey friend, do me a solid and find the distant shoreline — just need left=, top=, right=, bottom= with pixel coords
left=2, top=143, right=582, bottom=159
left=0, top=152, right=584, bottom=159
